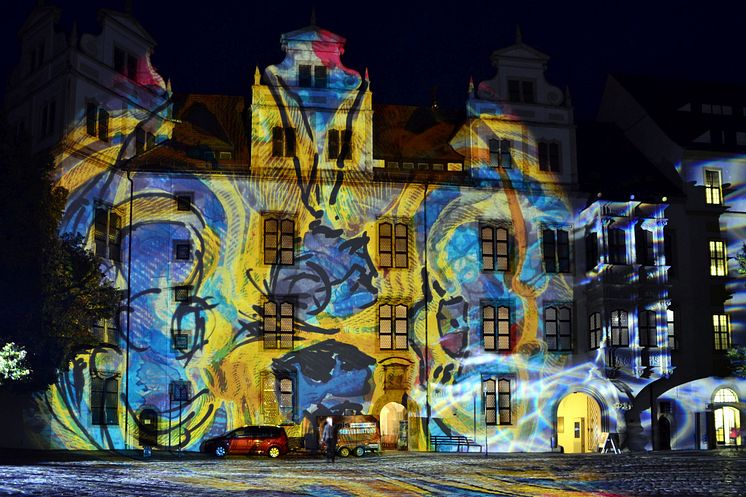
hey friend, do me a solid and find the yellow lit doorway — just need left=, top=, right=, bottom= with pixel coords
left=714, top=388, right=741, bottom=446
left=380, top=402, right=406, bottom=450
left=557, top=392, right=602, bottom=453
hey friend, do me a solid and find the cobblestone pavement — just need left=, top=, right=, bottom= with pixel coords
left=0, top=450, right=744, bottom=496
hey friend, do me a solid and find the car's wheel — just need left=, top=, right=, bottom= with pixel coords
left=268, top=446, right=281, bottom=458
left=353, top=446, right=365, bottom=457
left=338, top=446, right=350, bottom=458
left=215, top=445, right=227, bottom=457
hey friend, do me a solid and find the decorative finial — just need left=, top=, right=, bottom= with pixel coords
left=166, top=78, right=172, bottom=93
left=310, top=5, right=316, bottom=26
left=468, top=75, right=475, bottom=97
left=515, top=25, right=523, bottom=44
left=70, top=21, right=78, bottom=47
left=254, top=66, right=261, bottom=85
left=364, top=67, right=369, bottom=82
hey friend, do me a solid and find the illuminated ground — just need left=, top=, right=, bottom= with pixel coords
left=0, top=450, right=744, bottom=496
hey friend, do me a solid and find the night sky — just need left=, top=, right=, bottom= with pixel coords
left=2, top=0, right=746, bottom=119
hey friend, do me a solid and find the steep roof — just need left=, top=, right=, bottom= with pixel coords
left=576, top=122, right=682, bottom=204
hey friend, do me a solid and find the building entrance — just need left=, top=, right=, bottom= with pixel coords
left=713, top=388, right=741, bottom=446
left=557, top=392, right=602, bottom=453
left=380, top=402, right=406, bottom=450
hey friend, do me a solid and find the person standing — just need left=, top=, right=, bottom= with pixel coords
left=322, top=417, right=336, bottom=462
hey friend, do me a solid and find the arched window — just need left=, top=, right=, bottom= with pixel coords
left=714, top=388, right=738, bottom=404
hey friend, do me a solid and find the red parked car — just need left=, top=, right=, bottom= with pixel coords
left=200, top=426, right=289, bottom=458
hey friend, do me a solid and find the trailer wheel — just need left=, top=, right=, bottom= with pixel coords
left=354, top=446, right=365, bottom=457
left=338, top=446, right=351, bottom=458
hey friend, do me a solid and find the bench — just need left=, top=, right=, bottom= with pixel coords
left=430, top=435, right=483, bottom=453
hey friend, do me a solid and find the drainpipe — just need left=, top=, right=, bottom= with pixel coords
left=424, top=183, right=430, bottom=451
left=124, top=168, right=134, bottom=450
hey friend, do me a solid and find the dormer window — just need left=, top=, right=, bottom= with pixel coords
left=507, top=79, right=535, bottom=103
left=114, top=47, right=138, bottom=80
left=298, top=64, right=328, bottom=88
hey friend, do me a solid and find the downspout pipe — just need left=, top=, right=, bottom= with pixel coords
left=124, top=168, right=134, bottom=450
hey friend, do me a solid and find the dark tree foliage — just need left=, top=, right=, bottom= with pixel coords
left=0, top=118, right=120, bottom=391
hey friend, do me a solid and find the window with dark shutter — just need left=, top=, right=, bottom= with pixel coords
left=298, top=65, right=312, bottom=86
left=314, top=66, right=327, bottom=88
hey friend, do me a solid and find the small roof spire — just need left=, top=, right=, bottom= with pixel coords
left=468, top=75, right=475, bottom=96
left=310, top=5, right=316, bottom=26
left=166, top=78, right=172, bottom=93
left=364, top=67, right=369, bottom=82
left=515, top=24, right=523, bottom=44
left=254, top=66, right=261, bottom=85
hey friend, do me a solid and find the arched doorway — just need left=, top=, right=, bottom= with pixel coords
left=713, top=388, right=741, bottom=446
left=557, top=392, right=602, bottom=453
left=139, top=408, right=158, bottom=447
left=380, top=402, right=406, bottom=450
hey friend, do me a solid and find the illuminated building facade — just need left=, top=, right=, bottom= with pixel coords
left=1, top=4, right=743, bottom=453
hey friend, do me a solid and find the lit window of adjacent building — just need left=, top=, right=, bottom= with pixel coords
left=709, top=240, right=727, bottom=276
left=538, top=142, right=561, bottom=172
left=488, top=138, right=512, bottom=168
left=263, top=301, right=294, bottom=349
left=638, top=310, right=657, bottom=347
left=542, top=228, right=570, bottom=273
left=379, top=221, right=408, bottom=268
left=86, top=103, right=110, bottom=142
left=704, top=169, right=723, bottom=205
left=483, top=304, right=510, bottom=351
left=328, top=129, right=352, bottom=160
left=545, top=305, right=572, bottom=351
left=114, top=47, right=138, bottom=80
left=507, top=79, right=535, bottom=103
left=666, top=306, right=678, bottom=350
left=588, top=312, right=601, bottom=350
left=608, top=228, right=627, bottom=265
left=94, top=206, right=121, bottom=261
left=264, top=216, right=295, bottom=265
left=635, top=226, right=655, bottom=266
left=379, top=304, right=408, bottom=350
left=91, top=375, right=118, bottom=425
left=713, top=314, right=731, bottom=350
left=610, top=310, right=629, bottom=347
left=271, top=127, right=296, bottom=157
left=481, top=225, right=509, bottom=271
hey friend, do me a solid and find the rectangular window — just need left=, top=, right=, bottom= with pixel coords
left=543, top=229, right=570, bottom=273
left=284, top=128, right=296, bottom=157
left=92, top=316, right=118, bottom=344
left=545, top=305, right=572, bottom=351
left=173, top=330, right=190, bottom=351
left=114, top=47, right=137, bottom=80
left=314, top=66, right=328, bottom=88
left=379, top=304, right=408, bottom=350
left=328, top=129, right=339, bottom=159
left=538, top=142, right=561, bottom=172
left=704, top=169, right=723, bottom=205
left=278, top=377, right=295, bottom=423
left=585, top=231, right=598, bottom=271
left=271, top=127, right=295, bottom=157
left=709, top=240, right=727, bottom=276
left=635, top=226, right=655, bottom=266
left=174, top=285, right=191, bottom=302
left=508, top=80, right=521, bottom=102
left=94, top=206, right=121, bottom=261
left=264, top=216, right=295, bottom=265
left=174, top=240, right=191, bottom=260
left=667, top=307, right=677, bottom=350
left=98, top=108, right=109, bottom=142
left=638, top=310, right=657, bottom=347
left=481, top=225, right=509, bottom=271
left=484, top=378, right=497, bottom=425
left=713, top=314, right=731, bottom=350
left=126, top=54, right=138, bottom=80
left=487, top=139, right=511, bottom=167
left=263, top=301, right=294, bottom=349
left=91, top=376, right=118, bottom=425
left=507, top=79, right=534, bottom=103
left=328, top=129, right=351, bottom=160
left=175, top=193, right=192, bottom=212
left=608, top=228, right=627, bottom=265
left=40, top=100, right=56, bottom=137
left=298, top=65, right=312, bottom=86
left=498, top=378, right=512, bottom=424
left=482, top=305, right=512, bottom=351
left=589, top=312, right=601, bottom=350
left=521, top=81, right=535, bottom=103
left=135, top=127, right=146, bottom=154
left=610, top=310, right=629, bottom=347
left=664, top=226, right=675, bottom=278
left=86, top=103, right=97, bottom=136
left=378, top=221, right=408, bottom=268
left=169, top=380, right=191, bottom=402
